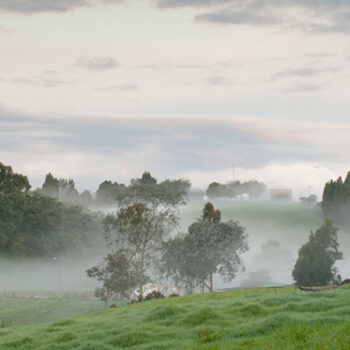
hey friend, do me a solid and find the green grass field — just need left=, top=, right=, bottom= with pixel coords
left=181, top=200, right=323, bottom=244
left=0, top=296, right=104, bottom=327
left=1, top=285, right=350, bottom=349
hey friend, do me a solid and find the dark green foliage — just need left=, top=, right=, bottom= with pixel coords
left=144, top=291, right=165, bottom=301
left=161, top=203, right=248, bottom=292
left=103, top=173, right=185, bottom=300
left=299, top=194, right=318, bottom=206
left=42, top=173, right=59, bottom=198
left=87, top=250, right=138, bottom=308
left=322, top=172, right=350, bottom=228
left=0, top=162, right=30, bottom=193
left=0, top=162, right=103, bottom=257
left=206, top=180, right=266, bottom=199
left=95, top=180, right=126, bottom=206
left=292, top=220, right=343, bottom=286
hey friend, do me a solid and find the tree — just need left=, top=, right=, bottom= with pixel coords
left=104, top=173, right=184, bottom=300
left=95, top=180, right=126, bottom=206
left=132, top=172, right=157, bottom=186
left=161, top=203, right=248, bottom=292
left=322, top=173, right=350, bottom=228
left=292, top=220, right=343, bottom=286
left=87, top=250, right=137, bottom=308
left=41, top=173, right=59, bottom=198
left=206, top=182, right=227, bottom=199
left=0, top=162, right=30, bottom=193
left=58, top=178, right=79, bottom=203
left=299, top=194, right=318, bottom=206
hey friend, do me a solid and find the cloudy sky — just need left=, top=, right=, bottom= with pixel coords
left=1, top=0, right=350, bottom=197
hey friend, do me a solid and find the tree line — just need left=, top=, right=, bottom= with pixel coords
left=0, top=162, right=103, bottom=257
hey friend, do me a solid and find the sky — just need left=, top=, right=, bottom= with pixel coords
left=1, top=0, right=350, bottom=197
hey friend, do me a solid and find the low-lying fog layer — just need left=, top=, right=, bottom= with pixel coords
left=1, top=200, right=349, bottom=292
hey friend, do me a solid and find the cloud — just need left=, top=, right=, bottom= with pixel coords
left=283, top=83, right=324, bottom=93
left=170, top=0, right=350, bottom=34
left=12, top=78, right=74, bottom=88
left=274, top=67, right=339, bottom=78
left=1, top=105, right=350, bottom=195
left=137, top=60, right=242, bottom=71
left=75, top=56, right=119, bottom=71
left=94, top=83, right=139, bottom=92
left=137, top=61, right=208, bottom=71
left=0, top=0, right=124, bottom=14
left=203, top=76, right=233, bottom=86
left=156, top=0, right=228, bottom=8
left=7, top=70, right=75, bottom=88
left=194, top=9, right=278, bottom=26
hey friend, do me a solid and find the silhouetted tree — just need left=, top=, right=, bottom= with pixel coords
left=161, top=203, right=248, bottom=292
left=0, top=162, right=30, bottom=193
left=292, top=220, right=343, bottom=286
left=41, top=173, right=59, bottom=198
left=322, top=172, right=350, bottom=228
left=104, top=174, right=184, bottom=300
left=87, top=250, right=137, bottom=308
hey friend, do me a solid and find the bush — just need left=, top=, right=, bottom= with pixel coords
left=144, top=291, right=165, bottom=300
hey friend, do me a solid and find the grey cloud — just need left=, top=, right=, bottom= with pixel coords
left=137, top=60, right=242, bottom=71
left=304, top=52, right=336, bottom=59
left=274, top=66, right=340, bottom=79
left=138, top=61, right=208, bottom=70
left=195, top=9, right=278, bottom=26
left=94, top=83, right=139, bottom=92
left=284, top=83, right=323, bottom=93
left=0, top=0, right=124, bottom=14
left=186, top=0, right=350, bottom=34
left=8, top=70, right=75, bottom=88
left=156, top=0, right=228, bottom=8
left=203, top=76, right=233, bottom=86
left=12, top=77, right=74, bottom=88
left=1, top=106, right=350, bottom=179
left=75, top=56, right=119, bottom=71
left=275, top=68, right=322, bottom=78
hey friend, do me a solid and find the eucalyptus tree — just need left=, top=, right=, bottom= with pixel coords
left=104, top=172, right=186, bottom=300
left=161, top=203, right=248, bottom=292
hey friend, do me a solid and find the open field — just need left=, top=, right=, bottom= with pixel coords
left=0, top=295, right=104, bottom=327
left=1, top=285, right=350, bottom=349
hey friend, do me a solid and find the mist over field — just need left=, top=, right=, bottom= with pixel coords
left=1, top=196, right=349, bottom=293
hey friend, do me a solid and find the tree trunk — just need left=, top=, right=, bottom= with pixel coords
left=139, top=247, right=145, bottom=301
left=105, top=288, right=111, bottom=309
left=209, top=271, right=214, bottom=292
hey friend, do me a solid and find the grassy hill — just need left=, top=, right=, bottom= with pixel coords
left=1, top=285, right=350, bottom=350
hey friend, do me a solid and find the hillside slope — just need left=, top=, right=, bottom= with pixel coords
left=1, top=286, right=350, bottom=350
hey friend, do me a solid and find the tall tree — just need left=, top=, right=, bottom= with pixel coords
left=41, top=173, right=59, bottom=198
left=292, top=220, right=343, bottom=286
left=161, top=203, right=248, bottom=292
left=104, top=173, right=184, bottom=300
left=0, top=162, right=30, bottom=193
left=322, top=173, right=350, bottom=228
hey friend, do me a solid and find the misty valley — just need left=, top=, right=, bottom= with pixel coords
left=1, top=161, right=350, bottom=350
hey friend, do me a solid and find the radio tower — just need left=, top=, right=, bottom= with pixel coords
left=232, top=162, right=235, bottom=182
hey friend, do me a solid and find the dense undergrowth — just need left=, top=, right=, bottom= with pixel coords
left=1, top=285, right=350, bottom=349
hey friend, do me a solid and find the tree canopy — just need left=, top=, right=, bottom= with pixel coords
left=0, top=162, right=103, bottom=257
left=292, top=220, right=343, bottom=286
left=161, top=202, right=248, bottom=292
left=87, top=250, right=137, bottom=308
left=103, top=172, right=186, bottom=300
left=322, top=172, right=350, bottom=229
